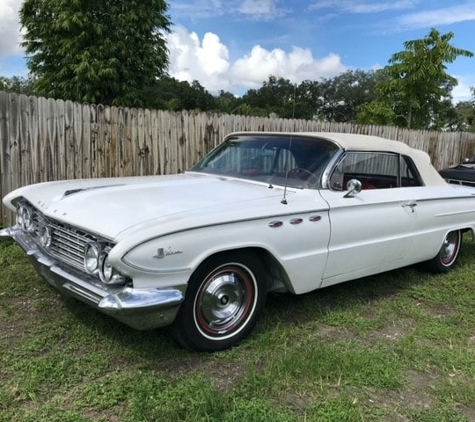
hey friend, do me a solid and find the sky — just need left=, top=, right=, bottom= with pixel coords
left=1, top=0, right=475, bottom=102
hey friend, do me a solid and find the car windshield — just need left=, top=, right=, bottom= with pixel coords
left=190, top=134, right=339, bottom=189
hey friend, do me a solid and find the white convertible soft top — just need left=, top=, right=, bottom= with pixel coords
left=228, top=131, right=447, bottom=187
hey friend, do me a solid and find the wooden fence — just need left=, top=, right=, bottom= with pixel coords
left=2, top=91, right=475, bottom=226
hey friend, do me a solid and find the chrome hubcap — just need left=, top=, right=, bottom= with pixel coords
left=441, top=231, right=459, bottom=265
left=195, top=265, right=255, bottom=336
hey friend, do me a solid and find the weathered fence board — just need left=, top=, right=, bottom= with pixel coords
left=2, top=90, right=475, bottom=226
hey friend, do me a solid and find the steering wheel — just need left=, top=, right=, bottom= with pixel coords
left=287, top=168, right=319, bottom=187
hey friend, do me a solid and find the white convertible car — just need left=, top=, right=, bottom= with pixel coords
left=1, top=132, right=475, bottom=351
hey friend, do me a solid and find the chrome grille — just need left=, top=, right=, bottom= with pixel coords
left=48, top=221, right=96, bottom=270
left=448, top=179, right=475, bottom=188
left=30, top=207, right=110, bottom=272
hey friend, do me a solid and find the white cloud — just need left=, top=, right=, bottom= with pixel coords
left=452, top=76, right=475, bottom=104
left=348, top=1, right=417, bottom=13
left=232, top=46, right=346, bottom=85
left=167, top=26, right=232, bottom=92
left=167, top=26, right=347, bottom=94
left=237, top=0, right=288, bottom=21
left=172, top=0, right=288, bottom=21
left=0, top=0, right=23, bottom=57
left=172, top=0, right=227, bottom=19
left=397, top=4, right=475, bottom=29
left=309, top=0, right=418, bottom=13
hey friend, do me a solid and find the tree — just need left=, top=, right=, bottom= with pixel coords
left=238, top=72, right=381, bottom=121
left=293, top=79, right=323, bottom=120
left=318, top=70, right=381, bottom=122
left=240, top=76, right=320, bottom=119
left=356, top=100, right=396, bottom=126
left=145, top=76, right=216, bottom=111
left=451, top=88, right=475, bottom=132
left=214, top=90, right=243, bottom=114
left=0, top=76, right=36, bottom=96
left=20, top=0, right=171, bottom=107
left=242, top=76, right=297, bottom=118
left=358, top=29, right=473, bottom=129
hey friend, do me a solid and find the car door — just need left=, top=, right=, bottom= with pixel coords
left=318, top=151, right=420, bottom=288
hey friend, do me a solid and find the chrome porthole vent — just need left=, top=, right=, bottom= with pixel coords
left=16, top=203, right=35, bottom=232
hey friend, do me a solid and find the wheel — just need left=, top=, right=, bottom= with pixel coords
left=426, top=230, right=461, bottom=273
left=170, top=251, right=267, bottom=352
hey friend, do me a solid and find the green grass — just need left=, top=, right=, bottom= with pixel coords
left=2, top=235, right=475, bottom=421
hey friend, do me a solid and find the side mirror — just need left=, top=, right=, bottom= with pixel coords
left=343, top=179, right=362, bottom=198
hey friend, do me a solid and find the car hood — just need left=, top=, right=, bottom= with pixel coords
left=439, top=165, right=475, bottom=182
left=6, top=173, right=300, bottom=240
left=450, top=163, right=475, bottom=169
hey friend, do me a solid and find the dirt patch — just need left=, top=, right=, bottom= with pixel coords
left=365, top=370, right=435, bottom=418
left=155, top=353, right=249, bottom=391
left=313, top=324, right=357, bottom=343
left=156, top=354, right=208, bottom=376
left=366, top=318, right=416, bottom=343
left=427, top=305, right=457, bottom=319
left=207, top=360, right=249, bottom=391
left=455, top=404, right=475, bottom=421
left=0, top=291, right=66, bottom=351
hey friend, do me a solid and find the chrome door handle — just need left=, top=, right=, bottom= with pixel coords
left=402, top=202, right=417, bottom=212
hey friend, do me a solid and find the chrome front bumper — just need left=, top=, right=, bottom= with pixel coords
left=0, top=226, right=185, bottom=330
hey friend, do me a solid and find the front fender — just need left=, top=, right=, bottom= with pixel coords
left=117, top=211, right=331, bottom=294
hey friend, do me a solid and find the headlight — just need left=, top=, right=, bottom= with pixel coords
left=84, top=242, right=101, bottom=274
left=38, top=225, right=52, bottom=248
left=100, top=252, right=113, bottom=282
left=17, top=204, right=34, bottom=232
left=99, top=251, right=127, bottom=285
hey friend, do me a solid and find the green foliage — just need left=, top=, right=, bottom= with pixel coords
left=147, top=76, right=217, bottom=111
left=359, top=28, right=473, bottom=129
left=0, top=76, right=36, bottom=96
left=240, top=71, right=381, bottom=121
left=20, top=0, right=171, bottom=107
left=214, top=90, right=242, bottom=114
left=356, top=100, right=396, bottom=126
left=318, top=70, right=382, bottom=122
left=451, top=88, right=475, bottom=132
left=242, top=76, right=298, bottom=118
